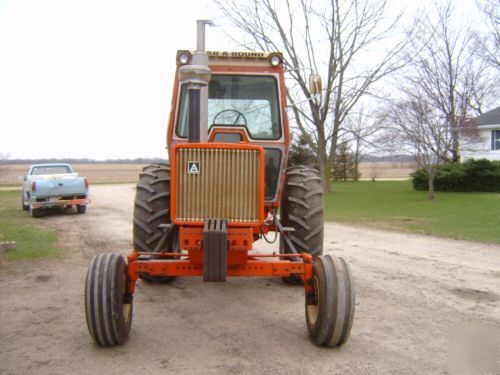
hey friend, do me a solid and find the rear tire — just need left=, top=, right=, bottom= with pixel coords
left=280, top=165, right=324, bottom=283
left=29, top=205, right=41, bottom=218
left=85, top=253, right=133, bottom=346
left=22, top=194, right=29, bottom=211
left=77, top=205, right=86, bottom=214
left=133, top=163, right=178, bottom=283
left=305, top=254, right=355, bottom=347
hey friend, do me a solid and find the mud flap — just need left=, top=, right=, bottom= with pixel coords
left=203, top=219, right=228, bottom=282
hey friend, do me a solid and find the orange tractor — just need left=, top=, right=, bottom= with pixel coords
left=84, top=20, right=355, bottom=348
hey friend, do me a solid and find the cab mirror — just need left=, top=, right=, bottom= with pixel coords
left=309, top=74, right=322, bottom=95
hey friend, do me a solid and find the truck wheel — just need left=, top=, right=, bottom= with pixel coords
left=305, top=254, right=355, bottom=347
left=22, top=194, right=29, bottom=211
left=85, top=253, right=133, bottom=346
left=280, top=165, right=323, bottom=283
left=77, top=205, right=86, bottom=214
left=29, top=205, right=41, bottom=218
left=133, top=163, right=179, bottom=283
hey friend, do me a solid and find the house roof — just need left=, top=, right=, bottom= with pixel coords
left=475, top=106, right=500, bottom=126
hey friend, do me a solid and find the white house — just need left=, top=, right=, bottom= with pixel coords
left=461, top=106, right=500, bottom=161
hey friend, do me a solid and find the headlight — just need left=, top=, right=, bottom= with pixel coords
left=178, top=52, right=191, bottom=65
left=270, top=54, right=282, bottom=66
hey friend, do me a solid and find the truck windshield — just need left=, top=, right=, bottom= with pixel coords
left=31, top=166, right=71, bottom=175
left=177, top=75, right=281, bottom=140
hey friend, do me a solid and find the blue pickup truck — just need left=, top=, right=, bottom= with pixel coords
left=22, top=163, right=90, bottom=218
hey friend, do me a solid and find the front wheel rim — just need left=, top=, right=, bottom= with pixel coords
left=122, top=273, right=132, bottom=323
left=306, top=276, right=320, bottom=325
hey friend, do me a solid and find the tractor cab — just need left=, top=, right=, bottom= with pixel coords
left=168, top=50, right=290, bottom=207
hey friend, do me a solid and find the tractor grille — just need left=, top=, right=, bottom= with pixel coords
left=175, top=147, right=261, bottom=222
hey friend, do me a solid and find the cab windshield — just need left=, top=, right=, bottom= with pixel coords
left=176, top=75, right=281, bottom=140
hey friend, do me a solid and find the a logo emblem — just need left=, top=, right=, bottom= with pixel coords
left=188, top=161, right=200, bottom=174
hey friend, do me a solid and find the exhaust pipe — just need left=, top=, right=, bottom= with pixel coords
left=179, top=20, right=214, bottom=143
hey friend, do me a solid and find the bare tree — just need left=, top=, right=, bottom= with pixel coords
left=214, top=0, right=412, bottom=191
left=475, top=0, right=500, bottom=70
left=401, top=1, right=497, bottom=163
left=385, top=95, right=451, bottom=200
left=343, top=105, right=384, bottom=181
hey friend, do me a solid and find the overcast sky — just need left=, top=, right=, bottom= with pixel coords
left=0, top=0, right=486, bottom=160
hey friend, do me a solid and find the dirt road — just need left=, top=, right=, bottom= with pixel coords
left=1, top=184, right=499, bottom=374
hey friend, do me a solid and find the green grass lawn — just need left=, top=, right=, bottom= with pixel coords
left=324, top=181, right=500, bottom=243
left=0, top=190, right=59, bottom=260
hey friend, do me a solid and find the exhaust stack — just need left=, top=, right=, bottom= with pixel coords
left=178, top=20, right=214, bottom=143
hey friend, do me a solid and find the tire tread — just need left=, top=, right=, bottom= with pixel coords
left=85, top=253, right=132, bottom=346
left=305, top=254, right=355, bottom=347
left=280, top=165, right=324, bottom=266
left=133, top=162, right=178, bottom=283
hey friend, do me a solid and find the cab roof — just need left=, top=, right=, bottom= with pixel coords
left=176, top=50, right=284, bottom=67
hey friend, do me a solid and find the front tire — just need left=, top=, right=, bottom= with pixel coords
left=305, top=254, right=355, bottom=347
left=133, top=163, right=178, bottom=283
left=85, top=253, right=133, bottom=346
left=77, top=205, right=86, bottom=214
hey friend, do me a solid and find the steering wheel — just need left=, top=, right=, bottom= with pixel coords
left=212, top=109, right=248, bottom=126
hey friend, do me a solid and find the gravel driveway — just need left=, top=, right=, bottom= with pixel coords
left=1, top=184, right=499, bottom=374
